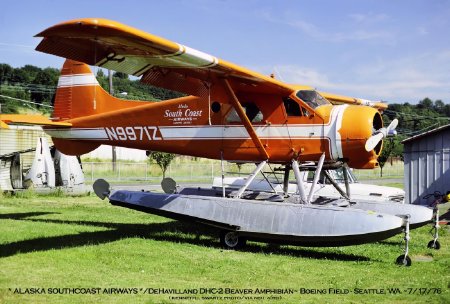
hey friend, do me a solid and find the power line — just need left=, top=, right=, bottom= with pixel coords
left=1, top=82, right=56, bottom=91
left=0, top=94, right=53, bottom=108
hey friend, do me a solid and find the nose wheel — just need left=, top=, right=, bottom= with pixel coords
left=220, top=231, right=246, bottom=250
left=396, top=255, right=412, bottom=266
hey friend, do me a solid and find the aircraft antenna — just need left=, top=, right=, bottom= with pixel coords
left=273, top=66, right=285, bottom=82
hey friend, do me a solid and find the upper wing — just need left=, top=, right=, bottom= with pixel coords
left=35, top=18, right=294, bottom=97
left=319, top=91, right=388, bottom=111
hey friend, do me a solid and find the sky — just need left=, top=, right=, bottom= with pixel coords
left=1, top=0, right=449, bottom=103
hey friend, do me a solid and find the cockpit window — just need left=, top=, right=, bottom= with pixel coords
left=226, top=102, right=263, bottom=123
left=296, top=90, right=330, bottom=109
left=283, top=97, right=302, bottom=116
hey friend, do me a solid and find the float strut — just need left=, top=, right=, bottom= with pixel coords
left=307, top=153, right=325, bottom=204
left=343, top=164, right=351, bottom=200
left=292, top=160, right=307, bottom=204
left=234, top=161, right=267, bottom=199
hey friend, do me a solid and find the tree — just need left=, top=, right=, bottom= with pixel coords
left=417, top=97, right=433, bottom=109
left=9, top=68, right=27, bottom=84
left=21, top=64, right=41, bottom=82
left=148, top=151, right=176, bottom=179
left=434, top=99, right=445, bottom=114
left=30, top=70, right=54, bottom=105
left=113, top=71, right=128, bottom=79
left=378, top=139, right=395, bottom=177
left=0, top=63, right=12, bottom=84
left=96, top=69, right=105, bottom=78
left=390, top=136, right=406, bottom=161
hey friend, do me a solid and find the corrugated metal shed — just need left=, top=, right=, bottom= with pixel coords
left=0, top=125, right=53, bottom=167
left=0, top=125, right=53, bottom=190
left=403, top=124, right=450, bottom=205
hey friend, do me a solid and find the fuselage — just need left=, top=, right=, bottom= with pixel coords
left=45, top=85, right=381, bottom=168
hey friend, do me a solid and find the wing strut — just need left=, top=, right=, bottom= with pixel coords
left=222, top=79, right=269, bottom=160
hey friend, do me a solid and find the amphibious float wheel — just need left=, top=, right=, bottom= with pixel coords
left=396, top=255, right=412, bottom=267
left=220, top=231, right=246, bottom=249
left=427, top=240, right=441, bottom=250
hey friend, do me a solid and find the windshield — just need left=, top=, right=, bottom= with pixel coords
left=296, top=90, right=330, bottom=109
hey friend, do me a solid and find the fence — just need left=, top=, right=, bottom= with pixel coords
left=82, top=160, right=404, bottom=184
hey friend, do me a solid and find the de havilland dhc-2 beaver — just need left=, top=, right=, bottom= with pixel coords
left=0, top=18, right=439, bottom=266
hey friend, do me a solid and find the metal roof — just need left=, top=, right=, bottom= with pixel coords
left=402, top=124, right=450, bottom=144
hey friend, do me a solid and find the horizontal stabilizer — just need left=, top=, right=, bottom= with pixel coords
left=0, top=114, right=72, bottom=127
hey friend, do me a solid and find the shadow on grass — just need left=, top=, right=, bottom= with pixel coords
left=0, top=212, right=58, bottom=220
left=0, top=212, right=370, bottom=262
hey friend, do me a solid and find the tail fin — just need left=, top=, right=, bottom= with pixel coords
left=50, top=59, right=147, bottom=155
left=53, top=59, right=143, bottom=121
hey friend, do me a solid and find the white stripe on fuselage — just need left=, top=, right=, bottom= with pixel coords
left=44, top=128, right=108, bottom=140
left=44, top=105, right=348, bottom=159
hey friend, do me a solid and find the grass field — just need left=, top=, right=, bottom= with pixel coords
left=0, top=193, right=449, bottom=304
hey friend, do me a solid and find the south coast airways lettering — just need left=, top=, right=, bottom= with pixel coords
left=105, top=126, right=161, bottom=141
left=164, top=103, right=203, bottom=125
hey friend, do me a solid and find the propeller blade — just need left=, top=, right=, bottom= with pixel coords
left=365, top=119, right=399, bottom=152
left=365, top=133, right=384, bottom=152
left=387, top=119, right=398, bottom=132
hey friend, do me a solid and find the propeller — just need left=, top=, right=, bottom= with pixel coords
left=365, top=119, right=398, bottom=152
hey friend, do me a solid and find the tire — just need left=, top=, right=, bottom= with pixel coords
left=219, top=231, right=246, bottom=250
left=427, top=240, right=441, bottom=250
left=396, top=255, right=412, bottom=266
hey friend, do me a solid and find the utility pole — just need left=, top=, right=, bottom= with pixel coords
left=109, top=69, right=117, bottom=172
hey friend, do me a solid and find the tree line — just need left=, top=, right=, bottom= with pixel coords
left=0, top=63, right=182, bottom=114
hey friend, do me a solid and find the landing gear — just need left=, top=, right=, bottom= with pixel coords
left=427, top=240, right=441, bottom=250
left=396, top=255, right=412, bottom=266
left=428, top=207, right=441, bottom=250
left=396, top=215, right=412, bottom=267
left=220, top=231, right=246, bottom=249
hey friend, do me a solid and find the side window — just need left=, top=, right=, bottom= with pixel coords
left=226, top=108, right=241, bottom=123
left=283, top=97, right=302, bottom=116
left=226, top=102, right=263, bottom=123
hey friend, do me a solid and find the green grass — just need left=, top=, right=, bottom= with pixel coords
left=0, top=194, right=449, bottom=304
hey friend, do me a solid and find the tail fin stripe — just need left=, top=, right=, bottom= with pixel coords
left=57, top=74, right=98, bottom=88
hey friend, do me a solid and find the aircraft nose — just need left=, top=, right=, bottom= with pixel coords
left=339, top=105, right=383, bottom=169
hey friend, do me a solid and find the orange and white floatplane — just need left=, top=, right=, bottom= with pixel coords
left=0, top=18, right=437, bottom=266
